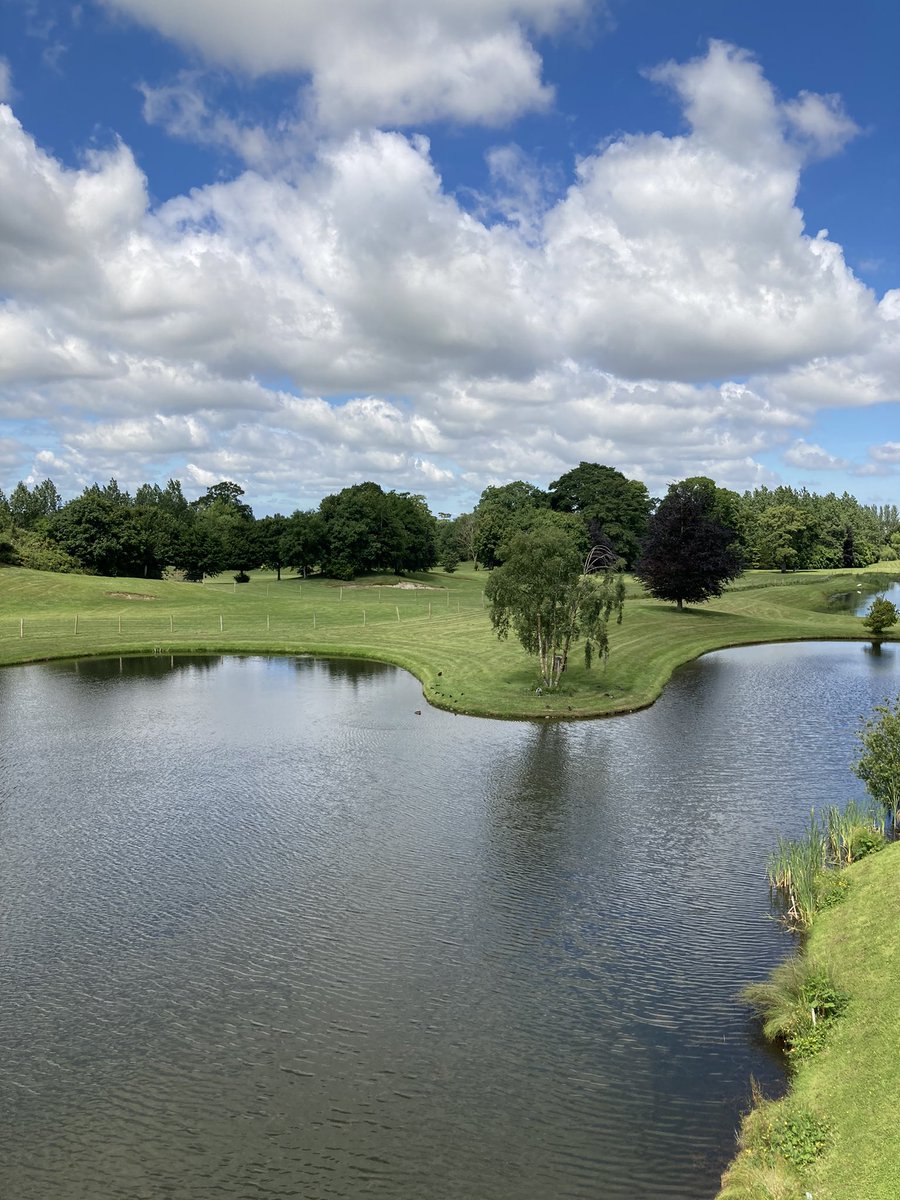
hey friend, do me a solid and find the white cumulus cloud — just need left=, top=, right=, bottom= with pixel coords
left=102, top=0, right=592, bottom=129
left=783, top=439, right=849, bottom=470
left=0, top=41, right=893, bottom=508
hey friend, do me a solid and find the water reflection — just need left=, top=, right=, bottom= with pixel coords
left=863, top=641, right=896, bottom=663
left=48, top=652, right=224, bottom=683
left=829, top=577, right=900, bottom=616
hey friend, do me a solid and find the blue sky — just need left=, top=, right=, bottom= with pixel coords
left=1, top=0, right=899, bottom=514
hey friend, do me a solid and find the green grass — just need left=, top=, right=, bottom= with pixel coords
left=719, top=842, right=900, bottom=1200
left=0, top=561, right=897, bottom=719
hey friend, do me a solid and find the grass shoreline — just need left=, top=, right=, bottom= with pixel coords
left=718, top=842, right=900, bottom=1199
left=1, top=562, right=898, bottom=719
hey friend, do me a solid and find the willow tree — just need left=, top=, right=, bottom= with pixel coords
left=484, top=527, right=625, bottom=691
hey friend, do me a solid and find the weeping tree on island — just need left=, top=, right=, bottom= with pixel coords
left=484, top=526, right=625, bottom=691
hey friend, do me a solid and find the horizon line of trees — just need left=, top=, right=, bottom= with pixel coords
left=1, top=464, right=898, bottom=585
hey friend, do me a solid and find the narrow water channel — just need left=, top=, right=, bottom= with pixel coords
left=0, top=642, right=896, bottom=1200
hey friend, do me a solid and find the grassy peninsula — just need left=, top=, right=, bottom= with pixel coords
left=719, top=841, right=900, bottom=1200
left=0, top=561, right=896, bottom=718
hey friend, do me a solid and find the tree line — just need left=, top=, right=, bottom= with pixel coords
left=0, top=478, right=436, bottom=582
left=0, top=462, right=896, bottom=587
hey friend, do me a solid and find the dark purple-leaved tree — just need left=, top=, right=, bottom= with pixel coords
left=634, top=477, right=743, bottom=610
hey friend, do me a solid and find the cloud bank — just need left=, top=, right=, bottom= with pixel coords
left=2, top=36, right=897, bottom=510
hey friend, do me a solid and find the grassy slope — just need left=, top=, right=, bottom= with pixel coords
left=719, top=842, right=900, bottom=1200
left=0, top=562, right=897, bottom=719
left=801, top=843, right=900, bottom=1200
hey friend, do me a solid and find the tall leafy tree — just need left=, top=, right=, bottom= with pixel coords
left=172, top=520, right=227, bottom=583
left=635, top=477, right=743, bottom=609
left=281, top=510, right=326, bottom=578
left=255, top=514, right=289, bottom=579
left=319, top=483, right=436, bottom=578
left=8, top=479, right=61, bottom=529
left=472, top=480, right=548, bottom=568
left=753, top=504, right=815, bottom=572
left=451, top=511, right=479, bottom=567
left=190, top=481, right=257, bottom=576
left=485, top=526, right=625, bottom=690
left=548, top=462, right=651, bottom=567
left=49, top=489, right=150, bottom=576
left=192, top=481, right=254, bottom=519
left=133, top=479, right=192, bottom=571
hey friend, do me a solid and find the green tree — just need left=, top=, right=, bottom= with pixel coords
left=862, top=595, right=898, bottom=639
left=281, top=510, right=326, bottom=578
left=172, top=519, right=226, bottom=582
left=742, top=485, right=881, bottom=570
left=135, top=478, right=190, bottom=517
left=548, top=462, right=651, bottom=567
left=256, top=514, right=289, bottom=580
left=319, top=483, right=436, bottom=578
left=452, top=511, right=480, bottom=567
left=854, top=696, right=900, bottom=828
left=192, top=480, right=254, bottom=519
left=189, top=481, right=256, bottom=577
left=49, top=489, right=149, bottom=576
left=133, top=479, right=191, bottom=571
left=436, top=515, right=460, bottom=573
left=385, top=492, right=437, bottom=573
left=635, top=478, right=743, bottom=609
left=484, top=526, right=625, bottom=690
left=473, top=481, right=548, bottom=569
left=8, top=479, right=61, bottom=529
left=753, top=504, right=815, bottom=572
left=320, top=482, right=401, bottom=578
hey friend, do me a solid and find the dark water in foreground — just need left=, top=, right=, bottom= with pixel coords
left=1, top=643, right=897, bottom=1200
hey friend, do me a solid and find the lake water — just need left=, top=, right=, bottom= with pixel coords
left=1, top=643, right=897, bottom=1200
left=830, top=578, right=900, bottom=615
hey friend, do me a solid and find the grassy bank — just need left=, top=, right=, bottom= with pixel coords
left=718, top=841, right=900, bottom=1200
left=0, top=562, right=897, bottom=719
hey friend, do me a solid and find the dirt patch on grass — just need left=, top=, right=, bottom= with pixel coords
left=106, top=591, right=158, bottom=601
left=356, top=581, right=443, bottom=590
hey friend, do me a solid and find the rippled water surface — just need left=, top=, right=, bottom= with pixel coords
left=1, top=644, right=898, bottom=1199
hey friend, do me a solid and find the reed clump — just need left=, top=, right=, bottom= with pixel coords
left=766, top=801, right=886, bottom=930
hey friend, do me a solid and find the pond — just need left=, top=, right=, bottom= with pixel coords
left=830, top=578, right=900, bottom=616
left=1, top=642, right=897, bottom=1200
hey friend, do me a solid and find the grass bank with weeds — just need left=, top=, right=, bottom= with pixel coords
left=0, top=562, right=898, bottom=719
left=719, top=840, right=900, bottom=1200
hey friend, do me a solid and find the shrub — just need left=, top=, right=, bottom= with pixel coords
left=13, top=529, right=82, bottom=573
left=742, top=956, right=847, bottom=1066
left=862, top=595, right=898, bottom=638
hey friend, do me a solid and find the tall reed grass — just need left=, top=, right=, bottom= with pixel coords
left=766, top=801, right=885, bottom=930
